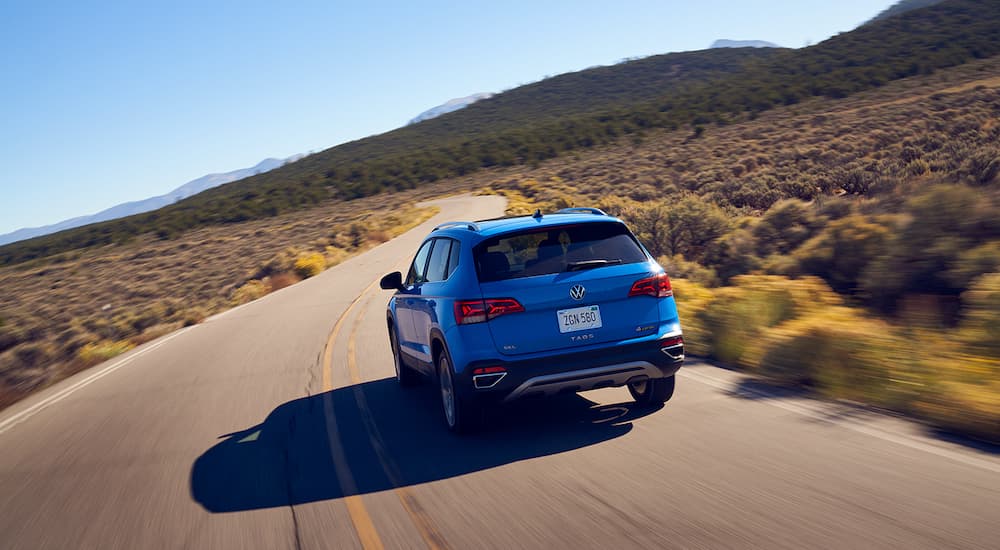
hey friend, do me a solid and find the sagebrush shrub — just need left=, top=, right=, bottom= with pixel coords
left=232, top=279, right=270, bottom=305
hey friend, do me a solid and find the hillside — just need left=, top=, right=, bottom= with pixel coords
left=3, top=54, right=1000, bottom=423
left=5, top=0, right=1000, bottom=266
left=867, top=0, right=947, bottom=23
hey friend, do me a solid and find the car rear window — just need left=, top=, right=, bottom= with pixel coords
left=474, top=222, right=648, bottom=282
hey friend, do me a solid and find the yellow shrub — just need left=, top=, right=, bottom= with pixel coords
left=754, top=310, right=918, bottom=408
left=382, top=205, right=440, bottom=238
left=77, top=340, right=134, bottom=368
left=913, top=377, right=1000, bottom=443
left=500, top=189, right=540, bottom=216
left=670, top=278, right=716, bottom=357
left=231, top=279, right=271, bottom=305
left=699, top=275, right=844, bottom=367
left=293, top=252, right=326, bottom=278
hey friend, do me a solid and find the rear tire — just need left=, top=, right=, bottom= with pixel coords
left=628, top=375, right=675, bottom=407
left=390, top=326, right=419, bottom=387
left=437, top=352, right=481, bottom=434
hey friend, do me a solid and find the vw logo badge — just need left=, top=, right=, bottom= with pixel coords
left=569, top=285, right=586, bottom=301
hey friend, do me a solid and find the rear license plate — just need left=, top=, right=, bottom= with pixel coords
left=557, top=305, right=603, bottom=333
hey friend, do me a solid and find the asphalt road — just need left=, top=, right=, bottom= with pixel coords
left=1, top=193, right=998, bottom=549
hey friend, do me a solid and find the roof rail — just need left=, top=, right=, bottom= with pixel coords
left=555, top=207, right=608, bottom=216
left=433, top=221, right=480, bottom=232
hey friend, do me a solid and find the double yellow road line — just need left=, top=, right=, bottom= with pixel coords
left=321, top=277, right=448, bottom=550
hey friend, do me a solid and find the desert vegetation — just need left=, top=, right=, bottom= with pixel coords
left=0, top=194, right=440, bottom=410
left=476, top=58, right=1000, bottom=440
left=673, top=276, right=999, bottom=442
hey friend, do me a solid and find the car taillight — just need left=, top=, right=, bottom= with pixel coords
left=629, top=273, right=673, bottom=298
left=660, top=336, right=683, bottom=348
left=454, top=298, right=525, bottom=325
left=472, top=366, right=507, bottom=375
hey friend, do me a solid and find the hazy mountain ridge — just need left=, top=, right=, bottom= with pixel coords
left=0, top=155, right=303, bottom=246
left=710, top=39, right=780, bottom=49
left=409, top=93, right=495, bottom=125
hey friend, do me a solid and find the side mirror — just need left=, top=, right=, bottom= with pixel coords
left=379, top=271, right=404, bottom=291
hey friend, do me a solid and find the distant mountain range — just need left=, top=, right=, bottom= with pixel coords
left=0, top=155, right=304, bottom=246
left=409, top=93, right=495, bottom=124
left=710, top=39, right=780, bottom=49
left=5, top=0, right=998, bottom=266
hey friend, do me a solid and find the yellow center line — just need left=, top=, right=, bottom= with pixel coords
left=322, top=262, right=448, bottom=549
left=323, top=279, right=381, bottom=391
left=348, top=295, right=450, bottom=550
left=321, top=278, right=384, bottom=550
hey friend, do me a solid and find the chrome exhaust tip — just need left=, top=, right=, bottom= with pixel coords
left=660, top=345, right=684, bottom=361
left=473, top=372, right=507, bottom=389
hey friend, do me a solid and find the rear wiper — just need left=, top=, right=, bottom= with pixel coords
left=566, top=259, right=622, bottom=272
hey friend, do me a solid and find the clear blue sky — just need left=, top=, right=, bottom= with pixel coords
left=0, top=0, right=894, bottom=234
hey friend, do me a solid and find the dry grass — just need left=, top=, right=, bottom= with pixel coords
left=463, top=57, right=1000, bottom=216
left=0, top=193, right=445, bottom=410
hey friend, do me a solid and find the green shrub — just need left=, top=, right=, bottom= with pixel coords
left=837, top=168, right=872, bottom=195
left=760, top=254, right=802, bottom=277
left=622, top=196, right=730, bottom=260
left=659, top=255, right=719, bottom=287
left=0, top=323, right=30, bottom=354
left=77, top=340, right=134, bottom=368
left=13, top=341, right=57, bottom=370
left=945, top=242, right=1000, bottom=292
left=906, top=158, right=930, bottom=176
left=752, top=199, right=823, bottom=257
left=703, top=228, right=760, bottom=282
left=861, top=184, right=1000, bottom=310
left=179, top=307, right=208, bottom=327
left=794, top=215, right=891, bottom=294
left=958, top=272, right=1000, bottom=357
left=959, top=150, right=1000, bottom=186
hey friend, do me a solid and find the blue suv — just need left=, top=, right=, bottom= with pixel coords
left=379, top=207, right=684, bottom=433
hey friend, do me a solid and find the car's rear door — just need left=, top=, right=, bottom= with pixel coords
left=396, top=239, right=433, bottom=360
left=409, top=237, right=459, bottom=363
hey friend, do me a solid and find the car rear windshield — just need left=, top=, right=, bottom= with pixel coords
left=474, top=222, right=648, bottom=282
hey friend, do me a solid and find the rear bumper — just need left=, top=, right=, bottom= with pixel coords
left=458, top=334, right=684, bottom=402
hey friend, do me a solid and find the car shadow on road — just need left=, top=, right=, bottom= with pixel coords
left=191, top=378, right=658, bottom=512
